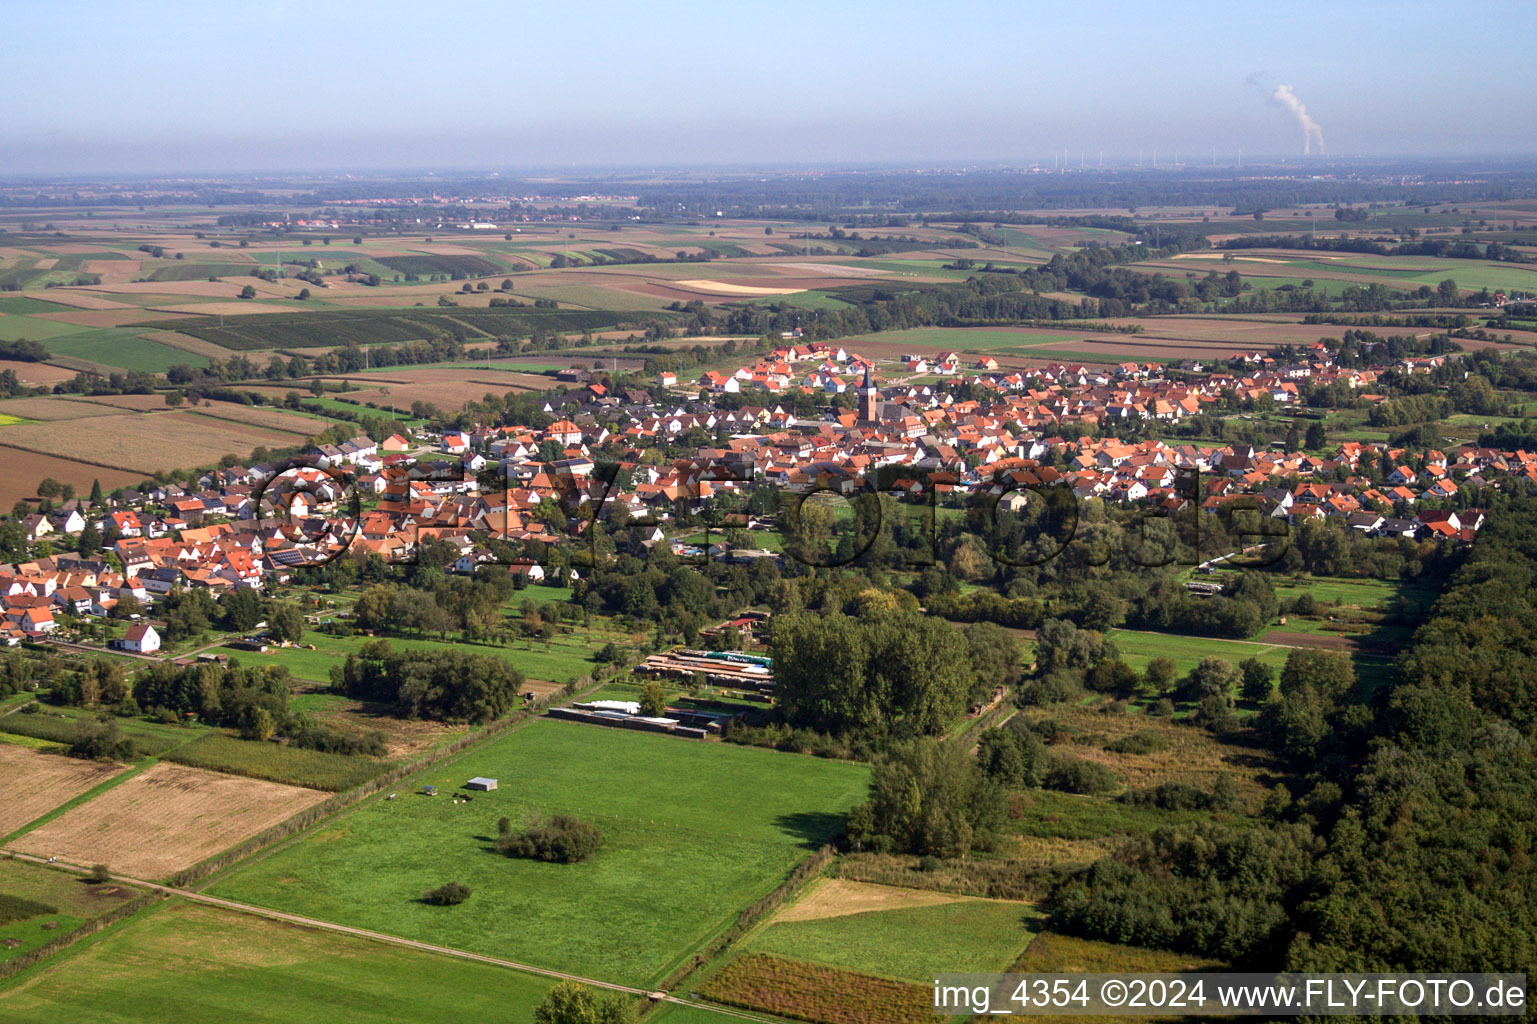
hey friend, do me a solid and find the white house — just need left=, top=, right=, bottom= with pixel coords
left=122, top=622, right=160, bottom=654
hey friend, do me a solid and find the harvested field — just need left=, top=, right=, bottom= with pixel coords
left=0, top=409, right=296, bottom=474
left=86, top=279, right=278, bottom=299
left=332, top=379, right=547, bottom=410
left=36, top=308, right=186, bottom=328
left=55, top=290, right=180, bottom=309
left=519, top=678, right=568, bottom=698
left=140, top=328, right=240, bottom=360
left=0, top=449, right=144, bottom=510
left=187, top=404, right=328, bottom=436
left=0, top=745, right=123, bottom=837
left=772, top=261, right=890, bottom=277
left=10, top=761, right=329, bottom=879
left=0, top=359, right=76, bottom=385
left=0, top=396, right=120, bottom=420
left=673, top=279, right=805, bottom=295
left=146, top=300, right=296, bottom=315
left=775, top=878, right=967, bottom=923
left=59, top=394, right=169, bottom=412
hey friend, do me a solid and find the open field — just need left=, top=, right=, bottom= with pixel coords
left=0, top=901, right=561, bottom=1024
left=1105, top=628, right=1292, bottom=676
left=974, top=931, right=1227, bottom=1024
left=0, top=396, right=120, bottom=420
left=0, top=708, right=188, bottom=759
left=0, top=407, right=295, bottom=475
left=1013, top=697, right=1282, bottom=804
left=744, top=879, right=1041, bottom=981
left=209, top=719, right=869, bottom=987
left=0, top=359, right=76, bottom=386
left=242, top=629, right=613, bottom=688
left=0, top=746, right=123, bottom=838
left=42, top=330, right=209, bottom=373
left=164, top=733, right=390, bottom=791
left=0, top=858, right=146, bottom=963
left=701, top=953, right=932, bottom=1024
left=10, top=762, right=329, bottom=880
left=149, top=307, right=667, bottom=351
left=773, top=877, right=968, bottom=922
left=183, top=402, right=335, bottom=436
left=1011, top=927, right=1222, bottom=972
left=287, top=686, right=467, bottom=759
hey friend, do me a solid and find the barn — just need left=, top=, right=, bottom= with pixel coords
left=466, top=777, right=498, bottom=791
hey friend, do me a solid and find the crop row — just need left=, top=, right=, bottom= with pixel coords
left=164, top=733, right=389, bottom=792
left=701, top=953, right=932, bottom=1024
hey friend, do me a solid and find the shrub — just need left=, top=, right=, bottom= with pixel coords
left=1042, top=756, right=1122, bottom=795
left=89, top=864, right=111, bottom=883
left=496, top=814, right=604, bottom=863
left=1105, top=730, right=1171, bottom=755
left=288, top=726, right=387, bottom=758
left=67, top=718, right=135, bottom=761
left=423, top=881, right=471, bottom=906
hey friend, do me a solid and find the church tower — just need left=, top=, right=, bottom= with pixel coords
left=858, top=362, right=880, bottom=422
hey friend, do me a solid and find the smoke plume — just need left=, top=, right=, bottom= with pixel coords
left=1248, top=73, right=1325, bottom=155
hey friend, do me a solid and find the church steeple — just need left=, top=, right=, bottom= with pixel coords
left=859, top=362, right=880, bottom=422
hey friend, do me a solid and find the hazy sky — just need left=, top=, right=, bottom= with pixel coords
left=4, top=0, right=1534, bottom=174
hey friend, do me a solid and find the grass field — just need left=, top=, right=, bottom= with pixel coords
left=243, top=628, right=610, bottom=686
left=0, top=708, right=191, bottom=759
left=43, top=329, right=209, bottom=373
left=209, top=719, right=869, bottom=987
left=841, top=326, right=1079, bottom=354
left=1106, top=628, right=1292, bottom=676
left=0, top=858, right=145, bottom=963
left=0, top=901, right=562, bottom=1024
left=742, top=879, right=1041, bottom=982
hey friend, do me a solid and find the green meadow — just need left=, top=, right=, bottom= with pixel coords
left=208, top=720, right=870, bottom=987
left=741, top=884, right=1042, bottom=982
left=0, top=901, right=559, bottom=1024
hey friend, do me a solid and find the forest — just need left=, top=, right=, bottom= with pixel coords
left=1045, top=494, right=1537, bottom=976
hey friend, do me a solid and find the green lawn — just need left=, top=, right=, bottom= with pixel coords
left=208, top=720, right=870, bottom=987
left=1007, top=788, right=1213, bottom=841
left=239, top=626, right=610, bottom=685
left=841, top=326, right=1080, bottom=354
left=44, top=329, right=210, bottom=373
left=0, top=901, right=560, bottom=1024
left=741, top=882, right=1042, bottom=983
left=0, top=859, right=147, bottom=964
left=1107, top=629, right=1292, bottom=676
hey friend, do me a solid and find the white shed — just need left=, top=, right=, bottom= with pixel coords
left=466, top=777, right=498, bottom=791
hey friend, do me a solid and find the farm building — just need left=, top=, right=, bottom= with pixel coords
left=422, top=785, right=438, bottom=796
left=466, top=777, right=498, bottom=791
